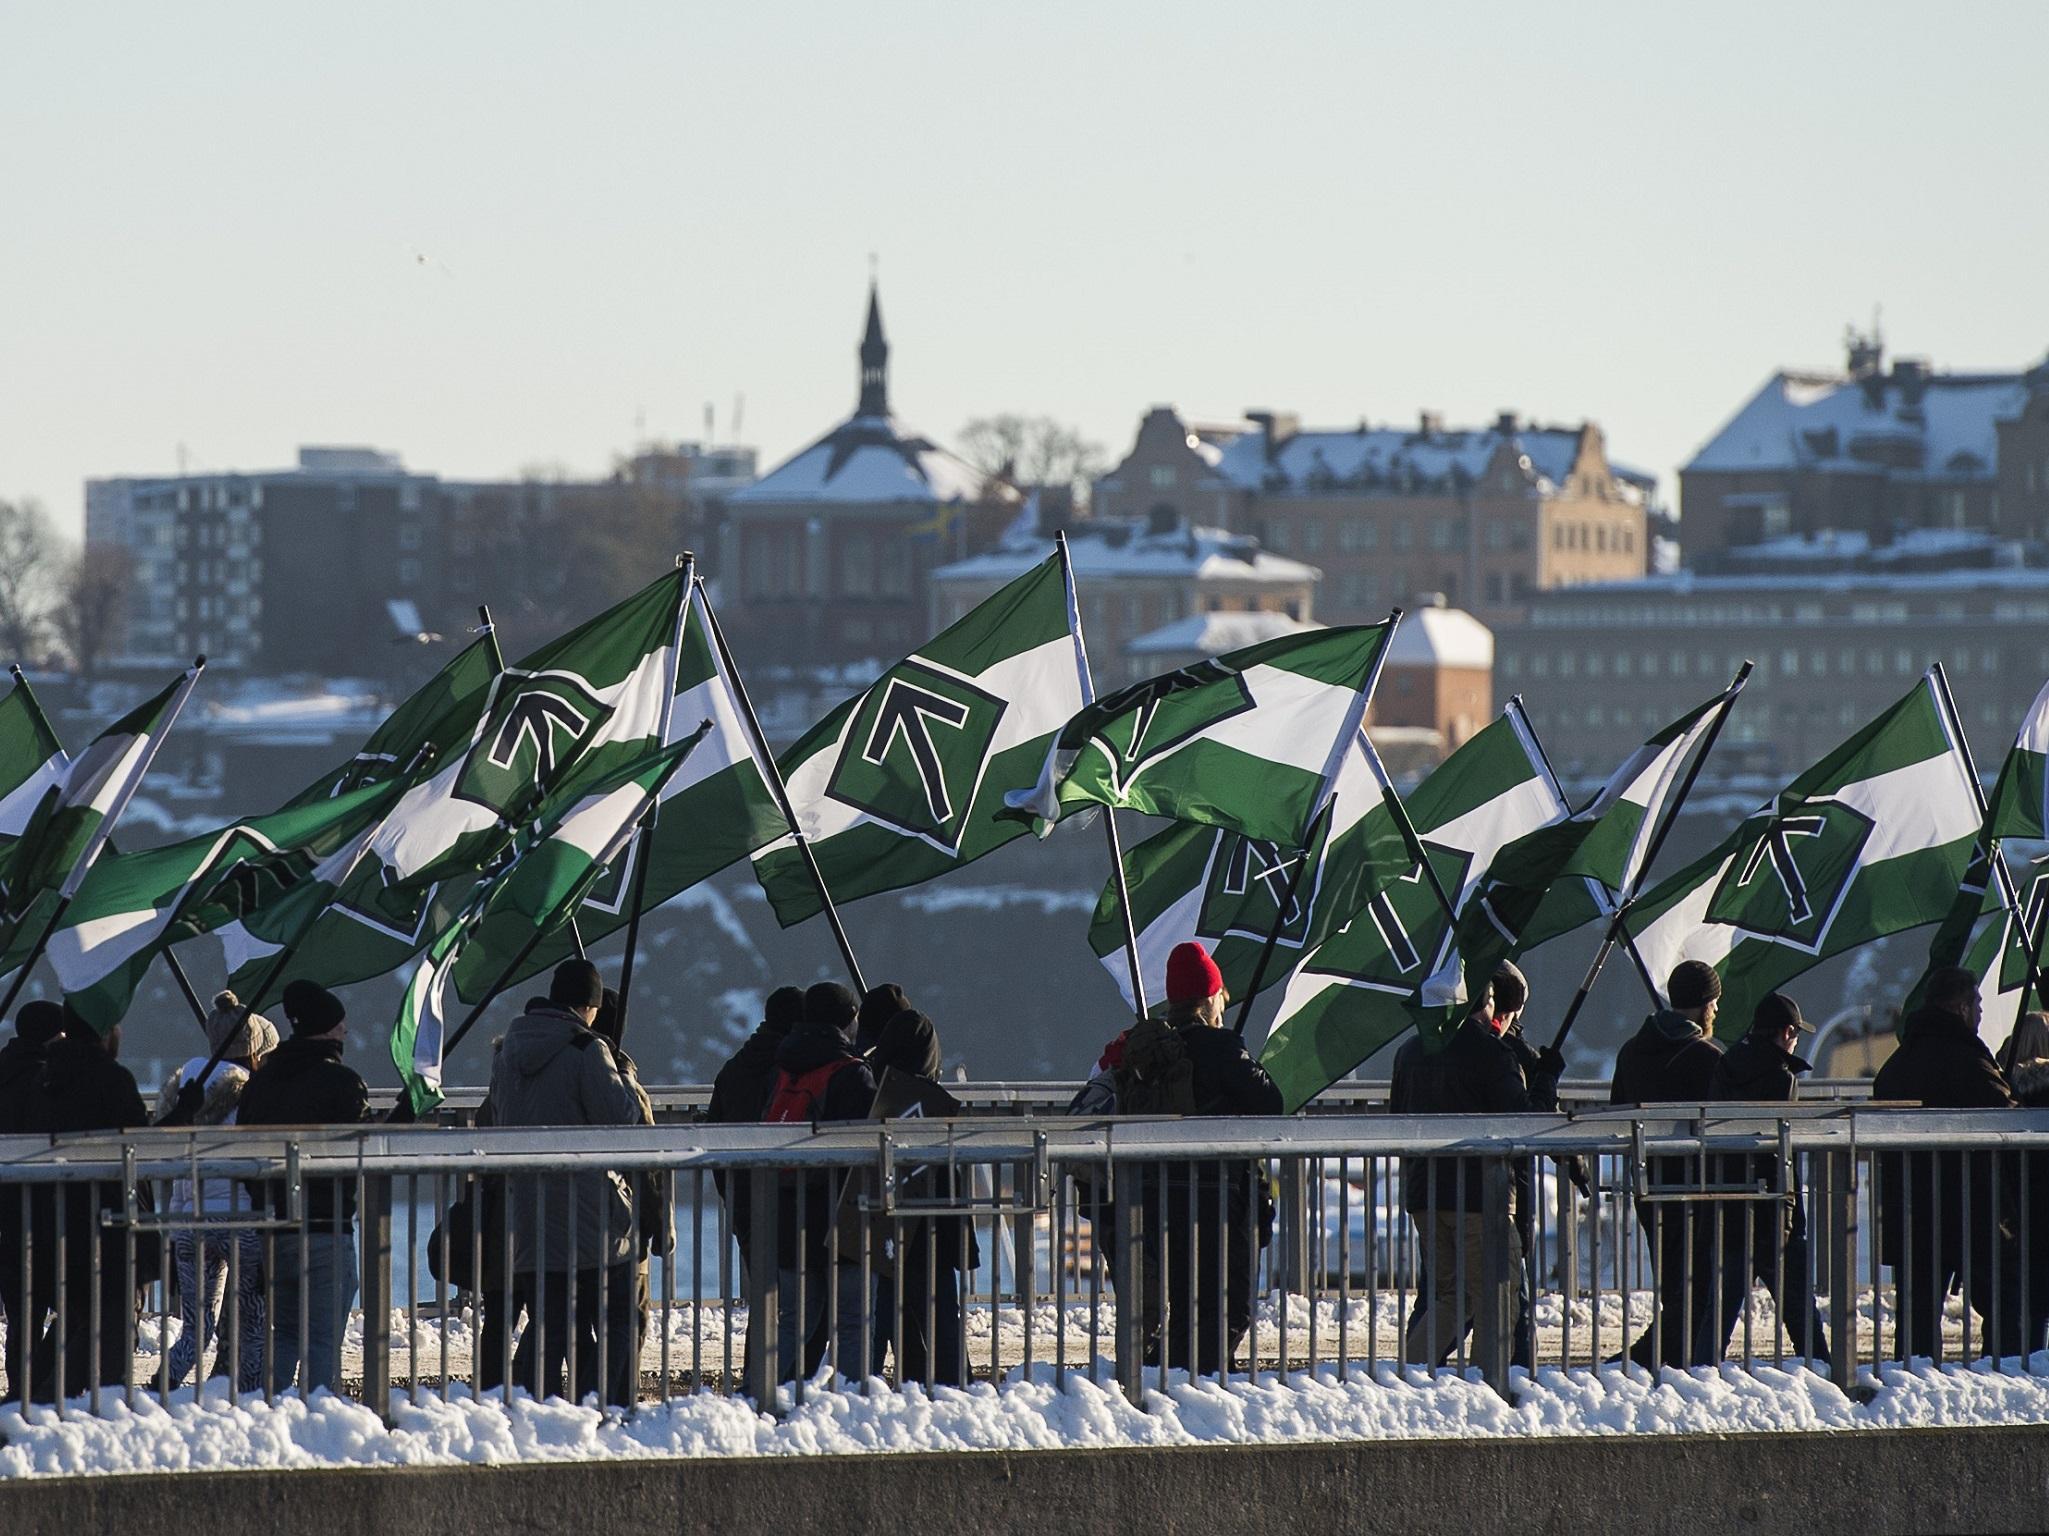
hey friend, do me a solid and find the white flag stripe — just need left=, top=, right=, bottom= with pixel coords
left=1099, top=661, right=1367, bottom=789
left=0, top=752, right=65, bottom=839
left=57, top=666, right=202, bottom=901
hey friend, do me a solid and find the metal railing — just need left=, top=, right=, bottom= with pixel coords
left=1, top=1104, right=2037, bottom=1420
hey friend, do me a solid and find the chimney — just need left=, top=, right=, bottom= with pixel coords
left=1892, top=357, right=1930, bottom=410
left=1494, top=410, right=1519, bottom=436
left=1244, top=409, right=1297, bottom=464
left=1418, top=411, right=1444, bottom=439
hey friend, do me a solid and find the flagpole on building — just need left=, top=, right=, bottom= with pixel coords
left=1546, top=661, right=1752, bottom=1055
left=1056, top=532, right=1149, bottom=1017
left=696, top=579, right=868, bottom=994
left=1928, top=662, right=2049, bottom=1019
left=7, top=665, right=208, bottom=1027
left=1231, top=794, right=1335, bottom=1038
left=0, top=657, right=206, bottom=1023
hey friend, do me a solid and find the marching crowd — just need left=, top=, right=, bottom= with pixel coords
left=3, top=940, right=2049, bottom=1406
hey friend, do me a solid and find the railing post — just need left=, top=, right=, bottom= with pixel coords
left=1479, top=1154, right=1514, bottom=1397
left=1827, top=1147, right=1855, bottom=1382
left=1114, top=1160, right=1145, bottom=1407
left=743, top=1167, right=778, bottom=1407
left=358, top=1172, right=393, bottom=1420
left=1280, top=1156, right=1310, bottom=1297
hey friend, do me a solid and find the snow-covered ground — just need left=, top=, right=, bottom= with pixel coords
left=5, top=1356, right=2049, bottom=1479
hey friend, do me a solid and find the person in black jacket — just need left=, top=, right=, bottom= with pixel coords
left=756, top=982, right=876, bottom=1385
left=1705, top=992, right=1830, bottom=1366
left=1611, top=959, right=1727, bottom=1370
left=864, top=1008, right=979, bottom=1388
left=707, top=985, right=806, bottom=1268
left=235, top=980, right=372, bottom=1396
left=1391, top=968, right=1546, bottom=1373
left=1124, top=942, right=1283, bottom=1376
left=24, top=1009, right=150, bottom=1402
left=0, top=1000, right=62, bottom=1399
left=1872, top=967, right=2024, bottom=1361
left=854, top=982, right=911, bottom=1056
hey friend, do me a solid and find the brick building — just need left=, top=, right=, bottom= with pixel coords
left=720, top=286, right=1017, bottom=667
left=1680, top=333, right=2049, bottom=563
left=1371, top=596, right=1494, bottom=752
left=1091, top=405, right=1652, bottom=628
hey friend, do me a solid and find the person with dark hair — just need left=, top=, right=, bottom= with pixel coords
left=237, top=978, right=371, bottom=1396
left=864, top=1009, right=978, bottom=1387
left=1611, top=959, right=1728, bottom=1369
left=0, top=1001, right=65, bottom=1398
left=1392, top=963, right=1549, bottom=1375
left=1120, top=942, right=1282, bottom=1375
left=1873, top=966, right=2024, bottom=1360
left=1998, top=1011, right=2049, bottom=1106
left=482, top=959, right=648, bottom=1406
left=854, top=983, right=911, bottom=1055
left=702, top=985, right=807, bottom=1387
left=1706, top=992, right=1831, bottom=1366
left=23, top=1008, right=150, bottom=1401
left=757, top=981, right=875, bottom=1384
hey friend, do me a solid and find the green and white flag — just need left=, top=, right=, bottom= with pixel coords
left=49, top=777, right=405, bottom=1034
left=1087, top=727, right=1419, bottom=1011
left=1454, top=682, right=1743, bottom=982
left=1987, top=675, right=2049, bottom=843
left=0, top=676, right=69, bottom=894
left=753, top=555, right=1083, bottom=925
left=280, top=628, right=502, bottom=809
left=393, top=730, right=705, bottom=1115
left=1004, top=623, right=1392, bottom=847
left=235, top=570, right=687, bottom=999
left=1624, top=673, right=1982, bottom=1038
left=505, top=581, right=786, bottom=989
left=0, top=665, right=203, bottom=975
left=1257, top=713, right=1568, bottom=1111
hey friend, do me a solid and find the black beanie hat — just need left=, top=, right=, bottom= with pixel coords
left=549, top=959, right=605, bottom=1011
left=764, top=985, right=806, bottom=1031
left=282, top=979, right=346, bottom=1036
left=1668, top=960, right=1724, bottom=1011
left=804, top=981, right=859, bottom=1035
left=1489, top=960, right=1529, bottom=1016
left=856, top=982, right=911, bottom=1048
left=15, top=1000, right=64, bottom=1046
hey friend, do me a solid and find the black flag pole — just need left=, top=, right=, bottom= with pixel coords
left=696, top=579, right=868, bottom=994
left=1055, top=530, right=1149, bottom=1018
left=611, top=808, right=658, bottom=1039
left=1546, top=660, right=1753, bottom=1055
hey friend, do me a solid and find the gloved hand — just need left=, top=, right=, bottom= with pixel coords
left=1536, top=1045, right=1567, bottom=1082
left=1565, top=1154, right=1593, bottom=1202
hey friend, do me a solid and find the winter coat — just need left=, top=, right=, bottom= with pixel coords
left=1176, top=1022, right=1284, bottom=1118
left=769, top=1019, right=875, bottom=1269
left=862, top=1014, right=980, bottom=1274
left=0, top=1034, right=49, bottom=1136
left=1391, top=1015, right=1534, bottom=1216
left=1710, top=1032, right=1815, bottom=1207
left=23, top=1036, right=149, bottom=1276
left=486, top=1002, right=646, bottom=1274
left=2007, top=1058, right=2049, bottom=1109
left=236, top=1034, right=374, bottom=1226
left=153, top=1057, right=261, bottom=1214
left=1871, top=1006, right=2019, bottom=1268
left=1611, top=1010, right=1724, bottom=1106
left=705, top=1018, right=794, bottom=1253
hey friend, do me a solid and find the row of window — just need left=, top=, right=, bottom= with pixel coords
left=1504, top=643, right=2049, bottom=684
left=1528, top=694, right=2020, bottom=736
left=1548, top=521, right=1636, bottom=554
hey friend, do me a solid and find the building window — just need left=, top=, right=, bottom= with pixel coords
left=1780, top=650, right=1799, bottom=677
left=398, top=559, right=421, bottom=585
left=1500, top=653, right=1520, bottom=679
left=1266, top=522, right=1290, bottom=553
left=1393, top=520, right=1413, bottom=552
left=1301, top=521, right=1324, bottom=555
left=1614, top=651, right=1632, bottom=678
left=1150, top=466, right=1176, bottom=490
left=398, top=523, right=423, bottom=551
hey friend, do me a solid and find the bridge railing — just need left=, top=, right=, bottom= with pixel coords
left=0, top=1105, right=2035, bottom=1420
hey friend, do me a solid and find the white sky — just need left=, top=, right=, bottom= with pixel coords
left=3, top=1, right=2044, bottom=537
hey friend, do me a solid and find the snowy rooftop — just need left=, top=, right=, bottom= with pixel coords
left=1125, top=610, right=1320, bottom=655
left=1685, top=360, right=2036, bottom=478
left=1386, top=602, right=1494, bottom=670
left=933, top=518, right=1320, bottom=586
left=1205, top=423, right=1655, bottom=501
left=728, top=412, right=994, bottom=507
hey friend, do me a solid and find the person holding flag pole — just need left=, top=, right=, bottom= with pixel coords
left=0, top=657, right=206, bottom=1021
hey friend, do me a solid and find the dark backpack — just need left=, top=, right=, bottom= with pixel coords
left=764, top=1058, right=860, bottom=1123
left=1114, top=1015, right=1198, bottom=1116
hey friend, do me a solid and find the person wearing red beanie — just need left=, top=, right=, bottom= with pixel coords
left=1165, top=942, right=1225, bottom=1011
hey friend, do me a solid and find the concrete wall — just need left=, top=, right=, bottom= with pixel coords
left=7, top=1425, right=2048, bottom=1536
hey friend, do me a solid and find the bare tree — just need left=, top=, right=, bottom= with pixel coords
left=957, top=415, right=1106, bottom=506
left=53, top=542, right=133, bottom=678
left=0, top=498, right=59, bottom=665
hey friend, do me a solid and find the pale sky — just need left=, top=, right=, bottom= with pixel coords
left=3, top=1, right=2044, bottom=539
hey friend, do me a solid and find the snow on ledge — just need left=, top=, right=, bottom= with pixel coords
left=6, top=1359, right=2049, bottom=1479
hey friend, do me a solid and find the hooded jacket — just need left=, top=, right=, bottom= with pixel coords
left=1391, top=1014, right=1535, bottom=1215
left=1710, top=1031, right=1816, bottom=1201
left=487, top=1001, right=644, bottom=1273
left=0, top=1034, right=50, bottom=1136
left=23, top=1035, right=149, bottom=1271
left=237, top=1034, right=373, bottom=1225
left=1610, top=1010, right=1724, bottom=1106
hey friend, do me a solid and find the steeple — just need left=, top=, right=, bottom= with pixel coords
left=856, top=281, right=889, bottom=418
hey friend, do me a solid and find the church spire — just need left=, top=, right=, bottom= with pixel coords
left=856, top=281, right=889, bottom=418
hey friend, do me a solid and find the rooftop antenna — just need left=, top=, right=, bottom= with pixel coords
left=732, top=391, right=745, bottom=443
left=704, top=402, right=714, bottom=446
